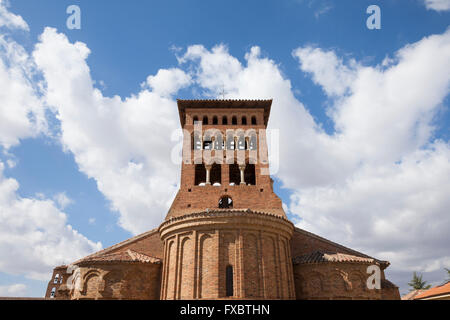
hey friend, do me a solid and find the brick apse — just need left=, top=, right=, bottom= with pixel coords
left=45, top=99, right=400, bottom=300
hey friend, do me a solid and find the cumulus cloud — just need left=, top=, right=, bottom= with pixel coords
left=33, top=28, right=184, bottom=235
left=0, top=0, right=28, bottom=31
left=289, top=30, right=450, bottom=291
left=0, top=35, right=46, bottom=149
left=0, top=161, right=102, bottom=280
left=0, top=283, right=27, bottom=297
left=143, top=68, right=191, bottom=97
left=423, top=0, right=450, bottom=11
left=53, top=192, right=74, bottom=210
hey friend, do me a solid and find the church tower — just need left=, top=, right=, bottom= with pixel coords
left=159, top=99, right=296, bottom=299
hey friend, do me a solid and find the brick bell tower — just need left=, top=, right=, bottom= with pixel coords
left=158, top=99, right=295, bottom=300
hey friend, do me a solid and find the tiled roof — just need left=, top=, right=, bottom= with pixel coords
left=401, top=289, right=426, bottom=300
left=414, top=280, right=450, bottom=300
left=293, top=227, right=389, bottom=268
left=293, top=250, right=375, bottom=265
left=77, top=249, right=161, bottom=265
left=73, top=228, right=159, bottom=264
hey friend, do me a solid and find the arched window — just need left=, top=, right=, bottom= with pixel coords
left=50, top=287, right=56, bottom=298
left=219, top=196, right=233, bottom=208
left=203, top=116, right=208, bottom=125
left=54, top=274, right=60, bottom=284
left=242, top=116, right=247, bottom=125
left=222, top=116, right=228, bottom=125
left=226, top=265, right=234, bottom=297
left=193, top=116, right=199, bottom=124
left=232, top=116, right=237, bottom=125
left=251, top=116, right=257, bottom=125
left=212, top=116, right=218, bottom=125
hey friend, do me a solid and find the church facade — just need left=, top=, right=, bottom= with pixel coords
left=45, top=99, right=400, bottom=300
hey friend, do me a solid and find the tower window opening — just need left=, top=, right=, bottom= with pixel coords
left=193, top=132, right=202, bottom=150
left=54, top=274, right=60, bottom=284
left=229, top=164, right=240, bottom=185
left=251, top=116, right=257, bottom=125
left=226, top=265, right=234, bottom=297
left=237, top=135, right=246, bottom=150
left=50, top=287, right=56, bottom=298
left=210, top=164, right=221, bottom=185
left=195, top=164, right=206, bottom=185
left=226, top=133, right=235, bottom=150
left=244, top=164, right=256, bottom=185
left=193, top=116, right=199, bottom=124
left=249, top=133, right=257, bottom=150
left=203, top=116, right=208, bottom=125
left=242, top=116, right=247, bottom=125
left=219, top=196, right=233, bottom=209
left=222, top=116, right=228, bottom=125
left=214, top=133, right=223, bottom=150
left=232, top=116, right=237, bottom=125
left=212, top=116, right=218, bottom=125
left=203, top=140, right=213, bottom=150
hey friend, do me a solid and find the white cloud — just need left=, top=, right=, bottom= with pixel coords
left=0, top=283, right=27, bottom=297
left=424, top=0, right=450, bottom=11
left=0, top=35, right=46, bottom=149
left=53, top=192, right=74, bottom=210
left=0, top=0, right=29, bottom=31
left=143, top=68, right=191, bottom=97
left=33, top=28, right=183, bottom=235
left=0, top=161, right=102, bottom=280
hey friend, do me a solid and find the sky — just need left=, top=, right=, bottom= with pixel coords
left=0, top=0, right=449, bottom=298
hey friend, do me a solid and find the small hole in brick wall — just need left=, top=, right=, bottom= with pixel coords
left=260, top=189, right=263, bottom=192
left=187, top=204, right=191, bottom=208
left=188, top=189, right=191, bottom=192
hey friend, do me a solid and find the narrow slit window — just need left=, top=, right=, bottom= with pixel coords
left=226, top=265, right=234, bottom=297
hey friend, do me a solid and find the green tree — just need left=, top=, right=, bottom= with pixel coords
left=408, top=272, right=431, bottom=291
left=445, top=268, right=450, bottom=281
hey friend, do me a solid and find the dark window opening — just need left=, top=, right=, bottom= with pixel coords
left=203, top=116, right=208, bottom=125
left=219, top=196, right=233, bottom=209
left=251, top=116, right=257, bottom=125
left=226, top=265, right=234, bottom=297
left=244, top=164, right=256, bottom=185
left=195, top=164, right=206, bottom=185
left=229, top=164, right=240, bottom=185
left=222, top=116, right=228, bottom=125
left=210, top=164, right=221, bottom=185
left=242, top=116, right=247, bottom=125
left=193, top=116, right=199, bottom=124
left=213, top=116, right=218, bottom=125
left=232, top=116, right=237, bottom=125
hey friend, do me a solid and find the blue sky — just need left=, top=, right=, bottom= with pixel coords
left=0, top=0, right=449, bottom=297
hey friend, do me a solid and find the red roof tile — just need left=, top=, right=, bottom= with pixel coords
left=414, top=281, right=450, bottom=300
left=293, top=250, right=375, bottom=265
